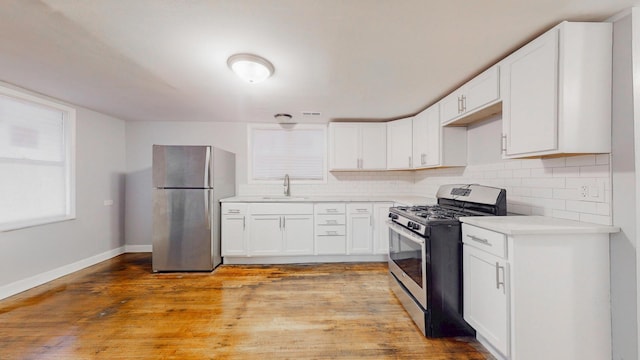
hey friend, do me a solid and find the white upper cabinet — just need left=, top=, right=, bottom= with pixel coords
left=441, top=66, right=501, bottom=126
left=412, top=103, right=466, bottom=169
left=501, top=21, right=612, bottom=158
left=386, top=117, right=413, bottom=169
left=329, top=123, right=386, bottom=170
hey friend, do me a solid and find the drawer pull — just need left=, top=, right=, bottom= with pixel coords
left=228, top=209, right=240, bottom=214
left=326, top=209, right=338, bottom=213
left=326, top=220, right=338, bottom=224
left=467, top=234, right=491, bottom=246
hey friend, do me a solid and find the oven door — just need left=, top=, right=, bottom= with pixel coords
left=387, top=221, right=427, bottom=309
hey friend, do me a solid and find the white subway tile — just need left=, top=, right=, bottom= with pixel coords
left=565, top=155, right=596, bottom=167
left=552, top=167, right=580, bottom=178
left=596, top=203, right=611, bottom=216
left=580, top=165, right=610, bottom=178
left=553, top=188, right=579, bottom=200
left=530, top=188, right=553, bottom=198
left=579, top=213, right=612, bottom=226
left=504, top=160, right=523, bottom=169
left=541, top=157, right=567, bottom=168
left=596, top=154, right=611, bottom=165
left=522, top=177, right=565, bottom=188
left=552, top=210, right=580, bottom=221
left=511, top=187, right=532, bottom=196
left=503, top=178, right=522, bottom=186
left=508, top=203, right=532, bottom=215
left=566, top=200, right=598, bottom=214
left=497, top=170, right=514, bottom=178
left=530, top=168, right=553, bottom=177
left=512, top=169, right=531, bottom=178
left=531, top=207, right=553, bottom=216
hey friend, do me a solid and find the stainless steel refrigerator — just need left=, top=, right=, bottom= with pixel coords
left=152, top=145, right=235, bottom=272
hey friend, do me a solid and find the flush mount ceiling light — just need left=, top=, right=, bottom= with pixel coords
left=227, top=54, right=274, bottom=83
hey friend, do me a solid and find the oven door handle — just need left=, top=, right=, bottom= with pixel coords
left=387, top=220, right=425, bottom=245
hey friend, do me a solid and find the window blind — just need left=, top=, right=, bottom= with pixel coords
left=251, top=127, right=325, bottom=181
left=0, top=92, right=73, bottom=230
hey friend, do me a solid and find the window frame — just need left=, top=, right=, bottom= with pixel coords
left=0, top=85, right=76, bottom=232
left=247, top=123, right=327, bottom=185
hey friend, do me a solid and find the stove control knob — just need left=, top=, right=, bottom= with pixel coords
left=407, top=221, right=414, bottom=228
left=413, top=223, right=421, bottom=231
left=390, top=213, right=398, bottom=220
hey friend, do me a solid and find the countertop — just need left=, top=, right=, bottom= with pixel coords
left=220, top=195, right=436, bottom=206
left=459, top=215, right=620, bottom=235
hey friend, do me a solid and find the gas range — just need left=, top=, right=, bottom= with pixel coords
left=389, top=205, right=488, bottom=235
left=387, top=184, right=507, bottom=338
left=389, top=184, right=507, bottom=235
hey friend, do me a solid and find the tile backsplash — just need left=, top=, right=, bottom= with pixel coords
left=239, top=154, right=612, bottom=225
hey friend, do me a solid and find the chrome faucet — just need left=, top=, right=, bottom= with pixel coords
left=283, top=174, right=290, bottom=196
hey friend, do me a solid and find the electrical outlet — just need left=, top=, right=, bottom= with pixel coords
left=577, top=181, right=605, bottom=202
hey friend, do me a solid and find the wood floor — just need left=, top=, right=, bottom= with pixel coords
left=0, top=253, right=493, bottom=359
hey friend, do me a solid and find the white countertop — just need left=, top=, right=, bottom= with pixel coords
left=220, top=195, right=435, bottom=206
left=459, top=215, right=620, bottom=235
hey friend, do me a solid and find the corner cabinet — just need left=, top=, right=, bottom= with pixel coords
left=461, top=218, right=616, bottom=360
left=501, top=21, right=612, bottom=158
left=441, top=66, right=501, bottom=126
left=412, top=103, right=466, bottom=169
left=386, top=117, right=414, bottom=169
left=329, top=123, right=387, bottom=171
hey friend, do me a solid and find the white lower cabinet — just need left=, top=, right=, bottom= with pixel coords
left=249, top=215, right=283, bottom=255
left=315, top=203, right=347, bottom=255
left=463, top=243, right=509, bottom=356
left=222, top=201, right=393, bottom=261
left=373, top=202, right=393, bottom=254
left=461, top=220, right=613, bottom=360
left=221, top=203, right=248, bottom=256
left=246, top=203, right=314, bottom=257
left=347, top=204, right=373, bottom=254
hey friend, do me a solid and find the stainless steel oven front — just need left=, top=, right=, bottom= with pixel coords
left=387, top=221, right=427, bottom=309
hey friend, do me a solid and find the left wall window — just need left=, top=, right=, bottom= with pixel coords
left=0, top=85, right=76, bottom=231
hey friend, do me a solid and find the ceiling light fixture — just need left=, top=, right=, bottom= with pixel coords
left=227, top=54, right=274, bottom=84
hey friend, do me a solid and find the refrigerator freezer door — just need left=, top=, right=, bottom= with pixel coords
left=152, top=145, right=211, bottom=188
left=152, top=188, right=213, bottom=271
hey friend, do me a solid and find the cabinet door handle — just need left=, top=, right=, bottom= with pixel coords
left=501, top=134, right=507, bottom=154
left=408, top=156, right=412, bottom=168
left=461, top=94, right=467, bottom=112
left=421, top=153, right=426, bottom=165
left=243, top=216, right=246, bottom=230
left=457, top=96, right=462, bottom=113
left=496, top=262, right=505, bottom=292
left=282, top=216, right=286, bottom=229
left=467, top=234, right=492, bottom=246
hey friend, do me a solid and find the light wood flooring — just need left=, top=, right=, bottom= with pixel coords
left=0, top=253, right=493, bottom=359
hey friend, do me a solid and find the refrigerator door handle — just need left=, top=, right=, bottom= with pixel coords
left=204, top=190, right=211, bottom=229
left=205, top=146, right=211, bottom=188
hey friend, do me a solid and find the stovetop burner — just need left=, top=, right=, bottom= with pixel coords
left=390, top=204, right=479, bottom=225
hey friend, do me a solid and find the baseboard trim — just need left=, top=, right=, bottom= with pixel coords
left=0, top=247, right=126, bottom=301
left=124, top=244, right=152, bottom=253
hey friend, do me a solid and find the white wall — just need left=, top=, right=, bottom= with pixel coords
left=610, top=10, right=639, bottom=360
left=0, top=84, right=126, bottom=299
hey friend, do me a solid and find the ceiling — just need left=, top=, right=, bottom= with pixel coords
left=0, top=0, right=638, bottom=124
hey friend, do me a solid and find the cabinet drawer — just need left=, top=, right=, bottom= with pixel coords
left=315, top=235, right=347, bottom=255
left=347, top=203, right=373, bottom=214
left=315, top=225, right=346, bottom=236
left=315, top=214, right=346, bottom=225
left=222, top=203, right=248, bottom=215
left=250, top=203, right=313, bottom=215
left=462, top=223, right=506, bottom=258
left=315, top=203, right=346, bottom=214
